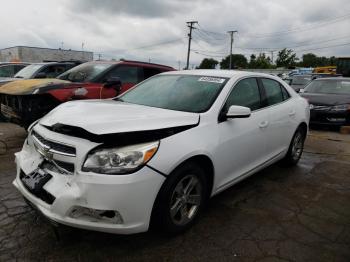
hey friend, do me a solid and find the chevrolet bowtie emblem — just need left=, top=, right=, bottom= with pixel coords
left=36, top=144, right=53, bottom=161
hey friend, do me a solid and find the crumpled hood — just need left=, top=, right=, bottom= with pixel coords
left=0, top=78, right=70, bottom=95
left=39, top=100, right=200, bottom=135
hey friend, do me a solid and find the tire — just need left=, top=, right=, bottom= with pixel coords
left=151, top=162, right=209, bottom=235
left=283, top=126, right=306, bottom=166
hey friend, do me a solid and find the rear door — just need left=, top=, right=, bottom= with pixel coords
left=259, top=78, right=296, bottom=158
left=215, top=77, right=269, bottom=189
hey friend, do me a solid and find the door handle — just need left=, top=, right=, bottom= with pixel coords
left=259, top=120, right=269, bottom=128
left=288, top=110, right=296, bottom=116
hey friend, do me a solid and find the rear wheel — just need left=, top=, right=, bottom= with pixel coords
left=283, top=127, right=306, bottom=165
left=151, top=162, right=208, bottom=235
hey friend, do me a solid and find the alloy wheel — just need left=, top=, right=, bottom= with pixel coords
left=169, top=174, right=202, bottom=226
left=291, top=131, right=304, bottom=161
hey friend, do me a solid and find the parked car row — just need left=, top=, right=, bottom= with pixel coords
left=0, top=60, right=174, bottom=127
left=300, top=78, right=350, bottom=127
left=0, top=58, right=347, bottom=235
left=0, top=62, right=29, bottom=78
left=0, top=61, right=81, bottom=86
left=13, top=70, right=310, bottom=234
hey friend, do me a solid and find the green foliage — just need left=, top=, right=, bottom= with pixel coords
left=249, top=53, right=274, bottom=69
left=197, top=58, right=219, bottom=69
left=220, top=54, right=248, bottom=69
left=276, top=48, right=298, bottom=68
left=299, top=53, right=338, bottom=67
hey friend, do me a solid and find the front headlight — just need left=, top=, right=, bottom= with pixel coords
left=82, top=141, right=159, bottom=174
left=330, top=104, right=350, bottom=112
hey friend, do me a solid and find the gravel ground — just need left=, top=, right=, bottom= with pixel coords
left=0, top=123, right=350, bottom=262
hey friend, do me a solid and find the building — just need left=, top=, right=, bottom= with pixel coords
left=0, top=46, right=93, bottom=63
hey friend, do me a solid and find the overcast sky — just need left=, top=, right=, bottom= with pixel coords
left=1, top=0, right=350, bottom=68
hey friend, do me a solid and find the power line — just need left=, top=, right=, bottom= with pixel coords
left=197, top=23, right=228, bottom=37
left=193, top=51, right=226, bottom=58
left=129, top=38, right=185, bottom=50
left=236, top=35, right=350, bottom=51
left=192, top=30, right=227, bottom=46
left=243, top=12, right=350, bottom=38
left=295, top=41, right=350, bottom=52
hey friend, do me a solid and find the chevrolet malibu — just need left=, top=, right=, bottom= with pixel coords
left=13, top=70, right=310, bottom=235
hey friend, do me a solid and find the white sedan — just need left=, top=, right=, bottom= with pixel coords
left=13, top=70, right=310, bottom=235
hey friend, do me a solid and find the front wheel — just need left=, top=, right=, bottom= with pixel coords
left=283, top=127, right=306, bottom=166
left=151, top=162, right=208, bottom=235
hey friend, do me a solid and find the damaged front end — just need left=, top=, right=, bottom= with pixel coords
left=0, top=94, right=60, bottom=128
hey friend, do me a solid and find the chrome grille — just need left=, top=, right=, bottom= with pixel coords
left=32, top=130, right=76, bottom=157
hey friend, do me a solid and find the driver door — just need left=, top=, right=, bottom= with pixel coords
left=214, top=77, right=269, bottom=190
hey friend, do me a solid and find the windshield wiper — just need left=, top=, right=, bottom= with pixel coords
left=114, top=97, right=124, bottom=102
left=14, top=76, right=23, bottom=78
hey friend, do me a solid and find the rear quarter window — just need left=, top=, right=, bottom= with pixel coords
left=261, top=78, right=284, bottom=106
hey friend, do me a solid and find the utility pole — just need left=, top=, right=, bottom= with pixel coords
left=270, top=50, right=276, bottom=64
left=186, top=21, right=198, bottom=70
left=227, top=30, right=237, bottom=69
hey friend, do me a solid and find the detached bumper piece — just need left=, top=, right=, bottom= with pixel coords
left=20, top=170, right=55, bottom=205
left=0, top=94, right=59, bottom=127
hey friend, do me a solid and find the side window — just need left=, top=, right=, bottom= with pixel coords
left=280, top=85, right=290, bottom=100
left=143, top=67, right=162, bottom=80
left=0, top=66, right=14, bottom=77
left=225, top=78, right=261, bottom=111
left=105, top=66, right=140, bottom=84
left=41, top=65, right=67, bottom=78
left=14, top=65, right=26, bottom=74
left=262, top=78, right=284, bottom=106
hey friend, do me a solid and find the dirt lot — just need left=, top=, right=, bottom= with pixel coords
left=0, top=123, right=350, bottom=262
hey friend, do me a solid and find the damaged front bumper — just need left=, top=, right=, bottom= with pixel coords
left=13, top=125, right=165, bottom=234
left=0, top=94, right=59, bottom=127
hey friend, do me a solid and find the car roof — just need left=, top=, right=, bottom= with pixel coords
left=0, top=62, right=30, bottom=65
left=162, top=69, right=276, bottom=79
left=30, top=62, right=73, bottom=65
left=314, top=77, right=350, bottom=81
left=84, top=60, right=174, bottom=69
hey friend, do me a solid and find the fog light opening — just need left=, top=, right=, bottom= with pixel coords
left=69, top=206, right=124, bottom=224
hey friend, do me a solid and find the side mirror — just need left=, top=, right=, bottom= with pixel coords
left=226, top=105, right=251, bottom=119
left=104, top=76, right=122, bottom=89
left=299, top=89, right=305, bottom=93
left=35, top=72, right=47, bottom=79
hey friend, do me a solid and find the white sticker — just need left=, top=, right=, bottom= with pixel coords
left=198, top=77, right=225, bottom=84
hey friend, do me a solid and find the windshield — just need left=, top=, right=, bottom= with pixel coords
left=119, top=75, right=228, bottom=113
left=304, top=79, right=350, bottom=95
left=291, top=75, right=311, bottom=85
left=14, top=64, right=42, bottom=78
left=58, top=63, right=113, bottom=82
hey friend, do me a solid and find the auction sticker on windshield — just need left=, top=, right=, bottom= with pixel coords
left=198, top=77, right=225, bottom=84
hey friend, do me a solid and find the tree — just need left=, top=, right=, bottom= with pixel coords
left=197, top=58, right=219, bottom=69
left=300, top=53, right=318, bottom=67
left=298, top=53, right=338, bottom=67
left=220, top=54, right=248, bottom=69
left=276, top=48, right=298, bottom=68
left=251, top=53, right=273, bottom=69
left=248, top=54, right=257, bottom=69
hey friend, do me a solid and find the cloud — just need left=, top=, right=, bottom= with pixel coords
left=71, top=0, right=195, bottom=18
left=0, top=0, right=349, bottom=68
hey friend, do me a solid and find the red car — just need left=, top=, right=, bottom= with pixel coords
left=0, top=60, right=175, bottom=127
